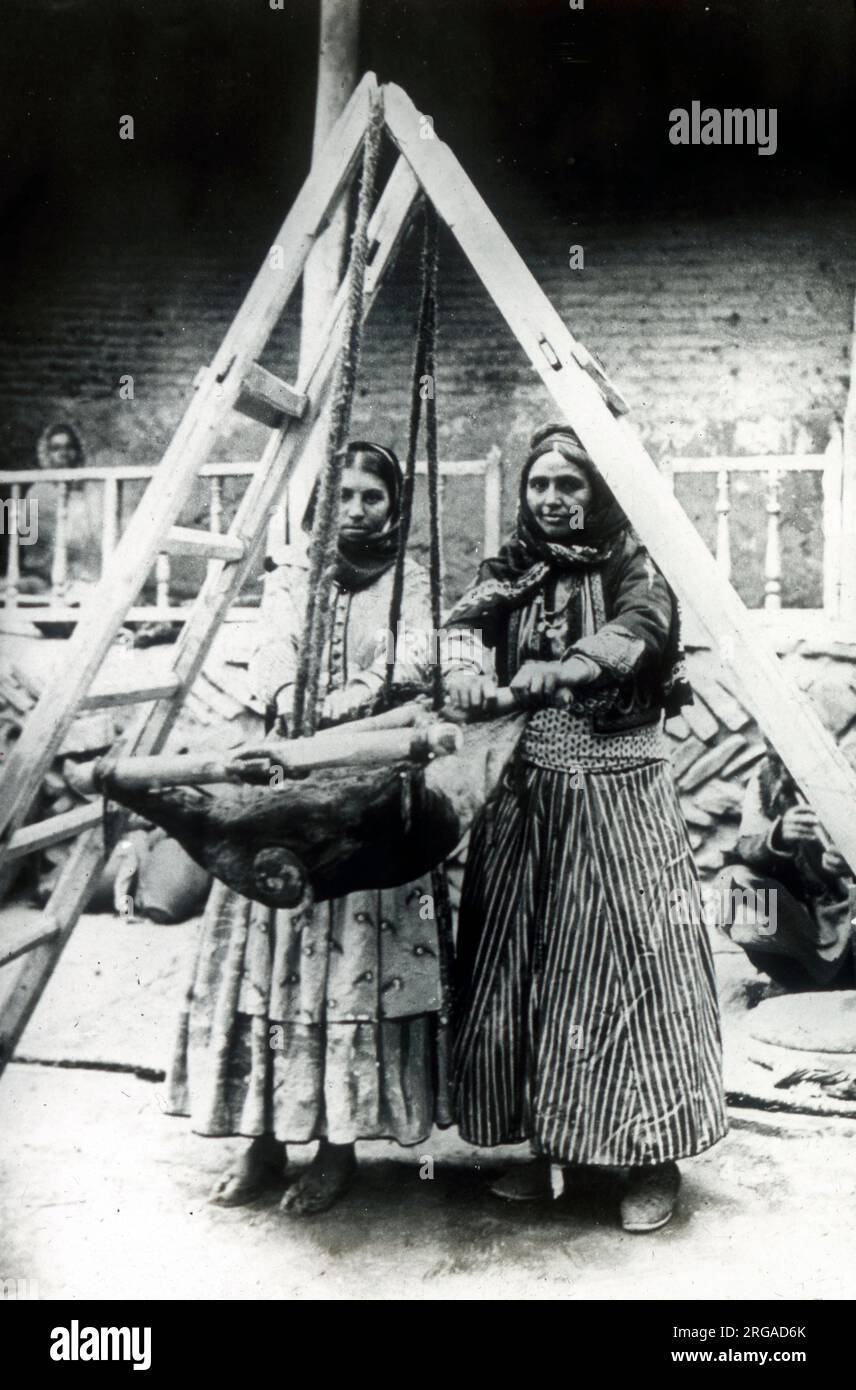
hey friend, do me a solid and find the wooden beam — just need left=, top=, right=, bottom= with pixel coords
left=0, top=831, right=105, bottom=1072
left=5, top=804, right=101, bottom=860
left=286, top=158, right=423, bottom=524
left=300, top=0, right=361, bottom=373
left=0, top=917, right=59, bottom=970
left=234, top=363, right=308, bottom=428
left=80, top=674, right=183, bottom=710
left=383, top=82, right=856, bottom=870
left=162, top=528, right=246, bottom=563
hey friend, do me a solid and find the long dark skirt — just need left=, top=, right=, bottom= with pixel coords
left=453, top=759, right=728, bottom=1166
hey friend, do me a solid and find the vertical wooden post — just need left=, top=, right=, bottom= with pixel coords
left=155, top=552, right=171, bottom=609
left=841, top=300, right=856, bottom=625
left=764, top=468, right=782, bottom=611
left=822, top=422, right=844, bottom=618
left=278, top=0, right=360, bottom=546
left=101, top=475, right=119, bottom=569
left=208, top=475, right=223, bottom=583
left=301, top=0, right=361, bottom=370
left=51, top=481, right=69, bottom=601
left=483, top=445, right=502, bottom=557
left=715, top=468, right=731, bottom=580
left=5, top=483, right=21, bottom=610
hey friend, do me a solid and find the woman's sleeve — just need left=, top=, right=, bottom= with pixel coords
left=570, top=540, right=674, bottom=680
left=440, top=581, right=500, bottom=679
left=248, top=554, right=306, bottom=713
left=351, top=563, right=437, bottom=700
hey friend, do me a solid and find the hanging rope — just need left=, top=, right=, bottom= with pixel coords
left=421, top=214, right=445, bottom=714
left=385, top=204, right=443, bottom=707
left=291, top=90, right=385, bottom=738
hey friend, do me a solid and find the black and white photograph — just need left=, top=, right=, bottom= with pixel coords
left=1, top=0, right=855, bottom=1326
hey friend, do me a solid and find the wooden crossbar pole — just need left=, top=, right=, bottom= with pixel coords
left=383, top=81, right=856, bottom=870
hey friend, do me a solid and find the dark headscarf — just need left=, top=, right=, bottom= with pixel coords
left=302, top=440, right=403, bottom=593
left=447, top=423, right=630, bottom=626
left=508, top=422, right=628, bottom=571
left=446, top=423, right=692, bottom=717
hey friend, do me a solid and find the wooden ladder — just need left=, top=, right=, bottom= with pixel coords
left=4, top=75, right=856, bottom=1082
left=0, top=73, right=423, bottom=1076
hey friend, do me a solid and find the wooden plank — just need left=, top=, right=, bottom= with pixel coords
left=0, top=827, right=106, bottom=1074
left=0, top=74, right=378, bottom=873
left=665, top=713, right=690, bottom=741
left=58, top=712, right=115, bottom=756
left=720, top=741, right=766, bottom=781
left=7, top=606, right=258, bottom=624
left=690, top=672, right=751, bottom=732
left=80, top=675, right=182, bottom=710
left=681, top=697, right=720, bottom=744
left=5, top=803, right=101, bottom=860
left=680, top=733, right=747, bottom=792
left=234, top=364, right=308, bottom=428
left=162, top=528, right=246, bottom=563
left=0, top=917, right=59, bottom=970
left=381, top=82, right=856, bottom=873
left=671, top=454, right=826, bottom=475
left=693, top=778, right=744, bottom=819
left=671, top=735, right=705, bottom=780
left=680, top=798, right=715, bottom=830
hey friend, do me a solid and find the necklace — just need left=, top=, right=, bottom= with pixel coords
left=535, top=589, right=573, bottom=645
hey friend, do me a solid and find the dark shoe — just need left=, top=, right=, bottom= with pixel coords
left=488, top=1157, right=552, bottom=1202
left=620, top=1161, right=681, bottom=1233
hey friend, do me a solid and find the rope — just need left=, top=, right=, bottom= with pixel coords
left=421, top=211, right=445, bottom=712
left=385, top=205, right=442, bottom=702
left=291, top=90, right=384, bottom=738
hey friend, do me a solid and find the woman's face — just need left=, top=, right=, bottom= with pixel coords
left=526, top=452, right=593, bottom=540
left=338, top=461, right=392, bottom=540
left=46, top=430, right=80, bottom=467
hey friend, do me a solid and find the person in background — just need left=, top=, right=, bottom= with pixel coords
left=714, top=750, right=854, bottom=991
left=18, top=422, right=102, bottom=591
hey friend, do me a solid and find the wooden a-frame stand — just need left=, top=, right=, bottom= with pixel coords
left=1, top=74, right=855, bottom=1079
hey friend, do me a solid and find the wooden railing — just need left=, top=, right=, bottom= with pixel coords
left=2, top=434, right=848, bottom=637
left=0, top=448, right=504, bottom=623
left=663, top=425, right=846, bottom=624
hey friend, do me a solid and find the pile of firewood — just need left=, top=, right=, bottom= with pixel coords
left=0, top=660, right=125, bottom=901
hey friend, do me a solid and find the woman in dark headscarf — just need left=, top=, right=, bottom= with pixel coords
left=444, top=423, right=727, bottom=1232
left=166, top=442, right=449, bottom=1215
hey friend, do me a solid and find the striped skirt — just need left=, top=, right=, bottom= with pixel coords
left=453, top=759, right=728, bottom=1167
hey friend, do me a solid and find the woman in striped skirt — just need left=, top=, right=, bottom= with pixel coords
left=444, top=423, right=727, bottom=1232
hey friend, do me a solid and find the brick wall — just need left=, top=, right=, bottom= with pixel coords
left=1, top=190, right=853, bottom=602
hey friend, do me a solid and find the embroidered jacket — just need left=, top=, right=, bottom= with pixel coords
left=445, top=531, right=687, bottom=733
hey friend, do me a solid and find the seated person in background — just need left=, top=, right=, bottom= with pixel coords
left=715, top=750, right=854, bottom=991
left=18, top=422, right=102, bottom=592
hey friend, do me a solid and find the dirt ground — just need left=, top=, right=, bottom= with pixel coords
left=2, top=910, right=856, bottom=1301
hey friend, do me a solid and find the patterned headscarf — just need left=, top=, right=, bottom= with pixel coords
left=447, top=423, right=630, bottom=626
